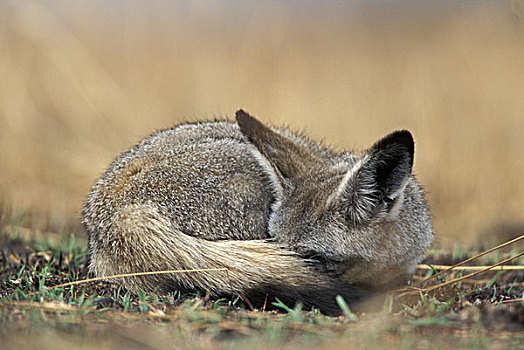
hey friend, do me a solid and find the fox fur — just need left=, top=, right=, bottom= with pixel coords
left=82, top=110, right=433, bottom=314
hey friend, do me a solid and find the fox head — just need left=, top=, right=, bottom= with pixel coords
left=236, top=110, right=432, bottom=286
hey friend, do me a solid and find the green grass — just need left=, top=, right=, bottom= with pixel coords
left=0, top=228, right=522, bottom=349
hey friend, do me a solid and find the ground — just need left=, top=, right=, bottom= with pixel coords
left=0, top=232, right=522, bottom=350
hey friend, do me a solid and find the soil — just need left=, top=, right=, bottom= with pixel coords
left=0, top=238, right=522, bottom=349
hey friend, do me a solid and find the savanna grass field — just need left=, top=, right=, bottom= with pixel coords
left=1, top=1, right=524, bottom=349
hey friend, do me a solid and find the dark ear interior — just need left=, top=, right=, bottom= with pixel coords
left=339, top=130, right=415, bottom=224
left=368, top=130, right=414, bottom=199
left=235, top=109, right=318, bottom=180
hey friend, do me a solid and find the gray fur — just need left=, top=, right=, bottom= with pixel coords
left=82, top=110, right=433, bottom=313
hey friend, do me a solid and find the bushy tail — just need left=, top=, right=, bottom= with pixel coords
left=87, top=203, right=362, bottom=314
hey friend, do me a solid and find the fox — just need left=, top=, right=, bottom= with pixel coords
left=82, top=110, right=433, bottom=314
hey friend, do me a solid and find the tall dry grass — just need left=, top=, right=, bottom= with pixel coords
left=1, top=1, right=523, bottom=247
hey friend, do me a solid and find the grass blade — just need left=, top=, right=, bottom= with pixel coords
left=336, top=295, right=358, bottom=321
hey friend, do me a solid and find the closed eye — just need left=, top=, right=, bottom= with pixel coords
left=300, top=251, right=324, bottom=261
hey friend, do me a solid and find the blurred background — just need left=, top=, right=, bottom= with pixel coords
left=1, top=0, right=523, bottom=248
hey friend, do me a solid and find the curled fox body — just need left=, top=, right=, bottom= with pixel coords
left=82, top=110, right=433, bottom=313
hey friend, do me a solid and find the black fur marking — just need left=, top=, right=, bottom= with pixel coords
left=244, top=281, right=365, bottom=315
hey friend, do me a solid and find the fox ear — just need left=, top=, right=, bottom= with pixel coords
left=235, top=109, right=318, bottom=181
left=335, top=130, right=414, bottom=223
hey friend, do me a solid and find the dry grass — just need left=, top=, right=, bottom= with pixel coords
left=0, top=229, right=522, bottom=349
left=1, top=1, right=524, bottom=247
